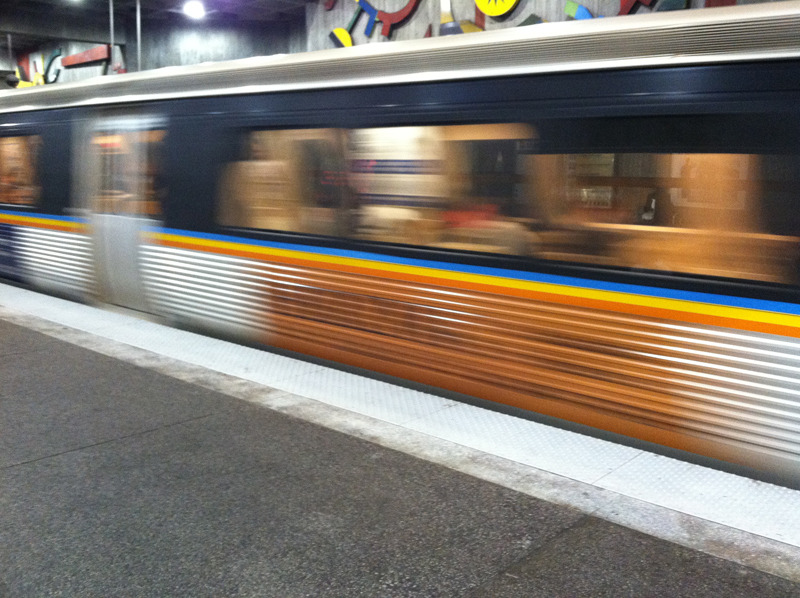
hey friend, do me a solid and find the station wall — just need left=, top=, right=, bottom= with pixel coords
left=132, top=20, right=306, bottom=71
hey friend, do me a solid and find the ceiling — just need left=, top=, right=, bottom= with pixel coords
left=0, top=0, right=308, bottom=61
left=1, top=0, right=308, bottom=28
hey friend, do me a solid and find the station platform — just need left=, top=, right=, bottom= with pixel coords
left=1, top=281, right=800, bottom=596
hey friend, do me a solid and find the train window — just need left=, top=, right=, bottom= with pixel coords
left=0, top=135, right=41, bottom=206
left=349, top=124, right=535, bottom=253
left=217, top=123, right=537, bottom=254
left=218, top=128, right=353, bottom=235
left=534, top=152, right=800, bottom=283
left=348, top=126, right=445, bottom=245
left=215, top=124, right=799, bottom=285
left=90, top=129, right=165, bottom=217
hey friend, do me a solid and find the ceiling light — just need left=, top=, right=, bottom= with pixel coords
left=183, top=0, right=206, bottom=19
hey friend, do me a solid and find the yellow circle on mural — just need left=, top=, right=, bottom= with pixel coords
left=475, top=0, right=520, bottom=17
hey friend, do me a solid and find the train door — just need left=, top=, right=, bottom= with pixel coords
left=82, top=115, right=165, bottom=312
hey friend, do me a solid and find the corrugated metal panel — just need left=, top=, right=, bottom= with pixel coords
left=1, top=2, right=799, bottom=112
left=140, top=244, right=268, bottom=340
left=16, top=227, right=94, bottom=295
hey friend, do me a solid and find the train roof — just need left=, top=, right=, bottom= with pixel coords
left=1, top=1, right=799, bottom=114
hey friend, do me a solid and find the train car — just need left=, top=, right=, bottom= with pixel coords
left=1, top=3, right=800, bottom=485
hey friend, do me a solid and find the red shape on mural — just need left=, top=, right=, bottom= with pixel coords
left=325, top=0, right=337, bottom=10
left=376, top=0, right=422, bottom=37
left=474, top=6, right=485, bottom=30
left=704, top=0, right=735, bottom=6
left=618, top=0, right=653, bottom=15
left=17, top=56, right=30, bottom=82
left=424, top=24, right=433, bottom=37
left=62, top=45, right=111, bottom=68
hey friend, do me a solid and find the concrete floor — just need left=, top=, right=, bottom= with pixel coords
left=2, top=318, right=800, bottom=597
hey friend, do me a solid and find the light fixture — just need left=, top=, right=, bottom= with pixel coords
left=183, top=0, right=206, bottom=19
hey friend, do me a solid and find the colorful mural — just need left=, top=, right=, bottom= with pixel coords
left=5, top=49, right=62, bottom=88
left=330, top=0, right=423, bottom=47
left=5, top=43, right=127, bottom=88
left=327, top=0, right=706, bottom=48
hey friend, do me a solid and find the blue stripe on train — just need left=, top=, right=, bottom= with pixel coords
left=0, top=208, right=84, bottom=223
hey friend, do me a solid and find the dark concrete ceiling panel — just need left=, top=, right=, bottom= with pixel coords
left=0, top=0, right=308, bottom=60
left=1, top=0, right=308, bottom=26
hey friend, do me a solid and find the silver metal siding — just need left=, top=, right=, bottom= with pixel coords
left=16, top=227, right=94, bottom=296
left=140, top=244, right=268, bottom=340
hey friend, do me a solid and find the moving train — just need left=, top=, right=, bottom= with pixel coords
left=1, top=3, right=800, bottom=485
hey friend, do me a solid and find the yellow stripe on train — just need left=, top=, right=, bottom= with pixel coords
left=0, top=213, right=86, bottom=232
left=151, top=232, right=800, bottom=333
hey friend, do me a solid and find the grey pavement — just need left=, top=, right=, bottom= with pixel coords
left=1, top=319, right=799, bottom=597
